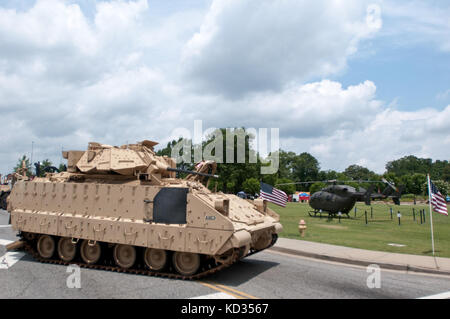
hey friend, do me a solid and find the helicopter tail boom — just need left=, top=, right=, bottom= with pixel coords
left=364, top=185, right=374, bottom=205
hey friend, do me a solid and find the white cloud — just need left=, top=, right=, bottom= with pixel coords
left=181, top=0, right=382, bottom=97
left=293, top=105, right=450, bottom=173
left=0, top=0, right=97, bottom=61
left=381, top=0, right=450, bottom=52
left=193, top=80, right=382, bottom=140
left=0, top=0, right=448, bottom=178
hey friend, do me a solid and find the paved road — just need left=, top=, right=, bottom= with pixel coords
left=1, top=209, right=449, bottom=299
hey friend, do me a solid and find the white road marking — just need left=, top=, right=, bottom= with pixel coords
left=0, top=225, right=11, bottom=228
left=418, top=291, right=450, bottom=299
left=190, top=292, right=237, bottom=299
left=0, top=251, right=25, bottom=269
left=0, top=238, right=25, bottom=269
left=0, top=239, right=14, bottom=246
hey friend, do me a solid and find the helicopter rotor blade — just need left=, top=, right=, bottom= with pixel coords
left=382, top=178, right=399, bottom=192
left=275, top=181, right=323, bottom=186
left=276, top=179, right=386, bottom=186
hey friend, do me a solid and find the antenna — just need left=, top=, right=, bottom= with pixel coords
left=30, top=141, right=34, bottom=175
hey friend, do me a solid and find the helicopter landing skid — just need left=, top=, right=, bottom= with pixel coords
left=308, top=210, right=326, bottom=218
left=308, top=210, right=351, bottom=219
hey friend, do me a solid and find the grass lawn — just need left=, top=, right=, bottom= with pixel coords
left=270, top=201, right=450, bottom=258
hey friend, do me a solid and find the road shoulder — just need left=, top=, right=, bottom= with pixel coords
left=270, top=238, right=450, bottom=276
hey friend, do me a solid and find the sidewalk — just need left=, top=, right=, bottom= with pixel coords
left=270, top=238, right=450, bottom=276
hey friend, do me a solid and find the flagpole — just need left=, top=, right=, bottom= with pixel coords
left=427, top=174, right=435, bottom=256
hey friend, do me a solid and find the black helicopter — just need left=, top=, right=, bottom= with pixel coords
left=278, top=179, right=403, bottom=218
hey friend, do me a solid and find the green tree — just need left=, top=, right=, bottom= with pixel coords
left=242, top=178, right=260, bottom=196
left=422, top=180, right=450, bottom=196
left=344, top=164, right=375, bottom=181
left=385, top=156, right=449, bottom=184
left=210, top=129, right=258, bottom=193
left=226, top=181, right=235, bottom=192
left=35, top=159, right=53, bottom=177
left=158, top=128, right=263, bottom=194
left=443, top=164, right=450, bottom=182
left=261, top=173, right=277, bottom=187
left=157, top=138, right=186, bottom=158
left=411, top=173, right=427, bottom=195
left=399, top=173, right=426, bottom=195
left=386, top=155, right=432, bottom=177
left=318, top=170, right=339, bottom=181
left=432, top=160, right=450, bottom=181
left=291, top=152, right=320, bottom=190
left=276, top=178, right=296, bottom=195
left=310, top=182, right=326, bottom=194
left=277, top=151, right=297, bottom=179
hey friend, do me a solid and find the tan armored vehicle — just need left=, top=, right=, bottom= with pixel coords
left=1, top=172, right=20, bottom=210
left=7, top=140, right=282, bottom=279
left=0, top=184, right=10, bottom=210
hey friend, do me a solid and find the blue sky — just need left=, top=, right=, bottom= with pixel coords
left=0, top=0, right=449, bottom=176
left=337, top=26, right=450, bottom=112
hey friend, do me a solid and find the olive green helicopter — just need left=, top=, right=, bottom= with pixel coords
left=277, top=179, right=403, bottom=218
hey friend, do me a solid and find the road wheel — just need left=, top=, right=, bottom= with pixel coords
left=143, top=248, right=167, bottom=271
left=172, top=252, right=200, bottom=276
left=113, top=244, right=136, bottom=269
left=22, top=232, right=36, bottom=241
left=57, top=237, right=77, bottom=262
left=37, top=235, right=55, bottom=259
left=80, top=240, right=101, bottom=264
left=253, top=233, right=272, bottom=251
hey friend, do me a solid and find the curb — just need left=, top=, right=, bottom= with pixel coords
left=268, top=246, right=450, bottom=277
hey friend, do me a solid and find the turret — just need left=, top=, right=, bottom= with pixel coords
left=62, top=140, right=174, bottom=177
left=62, top=140, right=218, bottom=182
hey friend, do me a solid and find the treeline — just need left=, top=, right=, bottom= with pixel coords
left=156, top=130, right=450, bottom=196
left=13, top=155, right=67, bottom=178
left=383, top=156, right=449, bottom=196
left=12, top=130, right=449, bottom=196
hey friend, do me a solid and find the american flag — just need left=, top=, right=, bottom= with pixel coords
left=260, top=182, right=288, bottom=207
left=430, top=180, right=448, bottom=216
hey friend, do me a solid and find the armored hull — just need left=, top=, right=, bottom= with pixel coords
left=7, top=141, right=282, bottom=279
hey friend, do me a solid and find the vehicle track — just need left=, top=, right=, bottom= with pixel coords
left=18, top=234, right=277, bottom=280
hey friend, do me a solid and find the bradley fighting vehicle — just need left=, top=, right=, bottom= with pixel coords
left=6, top=140, right=282, bottom=279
